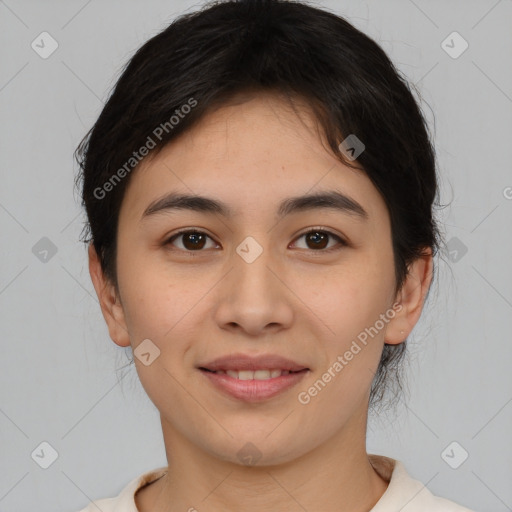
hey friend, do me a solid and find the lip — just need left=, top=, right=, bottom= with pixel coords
left=197, top=353, right=309, bottom=372
left=199, top=368, right=310, bottom=402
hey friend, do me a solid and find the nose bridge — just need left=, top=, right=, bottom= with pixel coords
left=232, top=234, right=280, bottom=299
left=213, top=233, right=293, bottom=333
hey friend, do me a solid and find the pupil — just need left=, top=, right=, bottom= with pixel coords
left=308, top=231, right=327, bottom=249
left=185, top=232, right=205, bottom=250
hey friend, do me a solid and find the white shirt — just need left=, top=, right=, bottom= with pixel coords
left=75, top=454, right=476, bottom=511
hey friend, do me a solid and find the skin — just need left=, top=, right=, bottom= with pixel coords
left=89, top=91, right=433, bottom=512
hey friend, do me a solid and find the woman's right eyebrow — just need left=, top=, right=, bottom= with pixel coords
left=140, top=190, right=369, bottom=222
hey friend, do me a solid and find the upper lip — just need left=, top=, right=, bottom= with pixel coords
left=198, top=353, right=309, bottom=372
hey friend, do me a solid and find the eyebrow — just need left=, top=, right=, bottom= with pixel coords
left=141, top=190, right=369, bottom=222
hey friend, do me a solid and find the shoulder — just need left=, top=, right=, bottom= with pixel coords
left=368, top=454, right=476, bottom=512
left=72, top=466, right=168, bottom=512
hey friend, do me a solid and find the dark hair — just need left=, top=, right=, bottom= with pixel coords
left=74, top=0, right=443, bottom=412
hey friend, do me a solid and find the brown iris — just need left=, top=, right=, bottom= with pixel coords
left=304, top=231, right=329, bottom=250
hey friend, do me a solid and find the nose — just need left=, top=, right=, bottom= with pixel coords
left=212, top=244, right=294, bottom=337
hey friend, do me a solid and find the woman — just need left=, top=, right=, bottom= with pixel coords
left=74, top=0, right=475, bottom=510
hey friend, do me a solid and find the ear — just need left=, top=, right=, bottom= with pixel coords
left=88, top=243, right=131, bottom=347
left=384, top=248, right=433, bottom=345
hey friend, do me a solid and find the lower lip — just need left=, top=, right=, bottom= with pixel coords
left=199, top=369, right=309, bottom=402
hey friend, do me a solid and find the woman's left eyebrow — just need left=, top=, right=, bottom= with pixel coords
left=140, top=190, right=369, bottom=222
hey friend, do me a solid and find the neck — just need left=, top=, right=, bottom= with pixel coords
left=139, top=410, right=389, bottom=512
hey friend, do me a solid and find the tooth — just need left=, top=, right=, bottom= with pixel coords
left=254, top=370, right=271, bottom=380
left=220, top=369, right=292, bottom=379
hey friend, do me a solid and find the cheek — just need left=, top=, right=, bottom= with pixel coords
left=300, top=283, right=389, bottom=416
left=116, top=249, right=178, bottom=341
left=117, top=260, right=197, bottom=407
left=117, top=252, right=217, bottom=368
left=297, top=261, right=391, bottom=335
left=299, top=260, right=394, bottom=383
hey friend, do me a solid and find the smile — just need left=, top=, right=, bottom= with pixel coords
left=199, top=368, right=309, bottom=402
left=201, top=368, right=304, bottom=380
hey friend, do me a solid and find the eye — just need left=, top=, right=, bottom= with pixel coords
left=291, top=228, right=347, bottom=253
left=164, top=227, right=347, bottom=254
left=165, top=229, right=218, bottom=252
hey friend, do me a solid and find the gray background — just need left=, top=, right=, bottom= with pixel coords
left=1, top=0, right=511, bottom=510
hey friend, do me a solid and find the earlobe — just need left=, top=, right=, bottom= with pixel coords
left=384, top=249, right=434, bottom=345
left=88, top=243, right=131, bottom=347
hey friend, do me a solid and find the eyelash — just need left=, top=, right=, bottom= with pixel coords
left=164, top=227, right=347, bottom=256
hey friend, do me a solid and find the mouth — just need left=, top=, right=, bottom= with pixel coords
left=196, top=353, right=310, bottom=402
left=199, top=368, right=308, bottom=380
left=198, top=367, right=310, bottom=402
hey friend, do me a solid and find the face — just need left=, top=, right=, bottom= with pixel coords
left=90, top=91, right=431, bottom=466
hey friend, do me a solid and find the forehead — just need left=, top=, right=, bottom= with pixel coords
left=119, top=93, right=389, bottom=227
